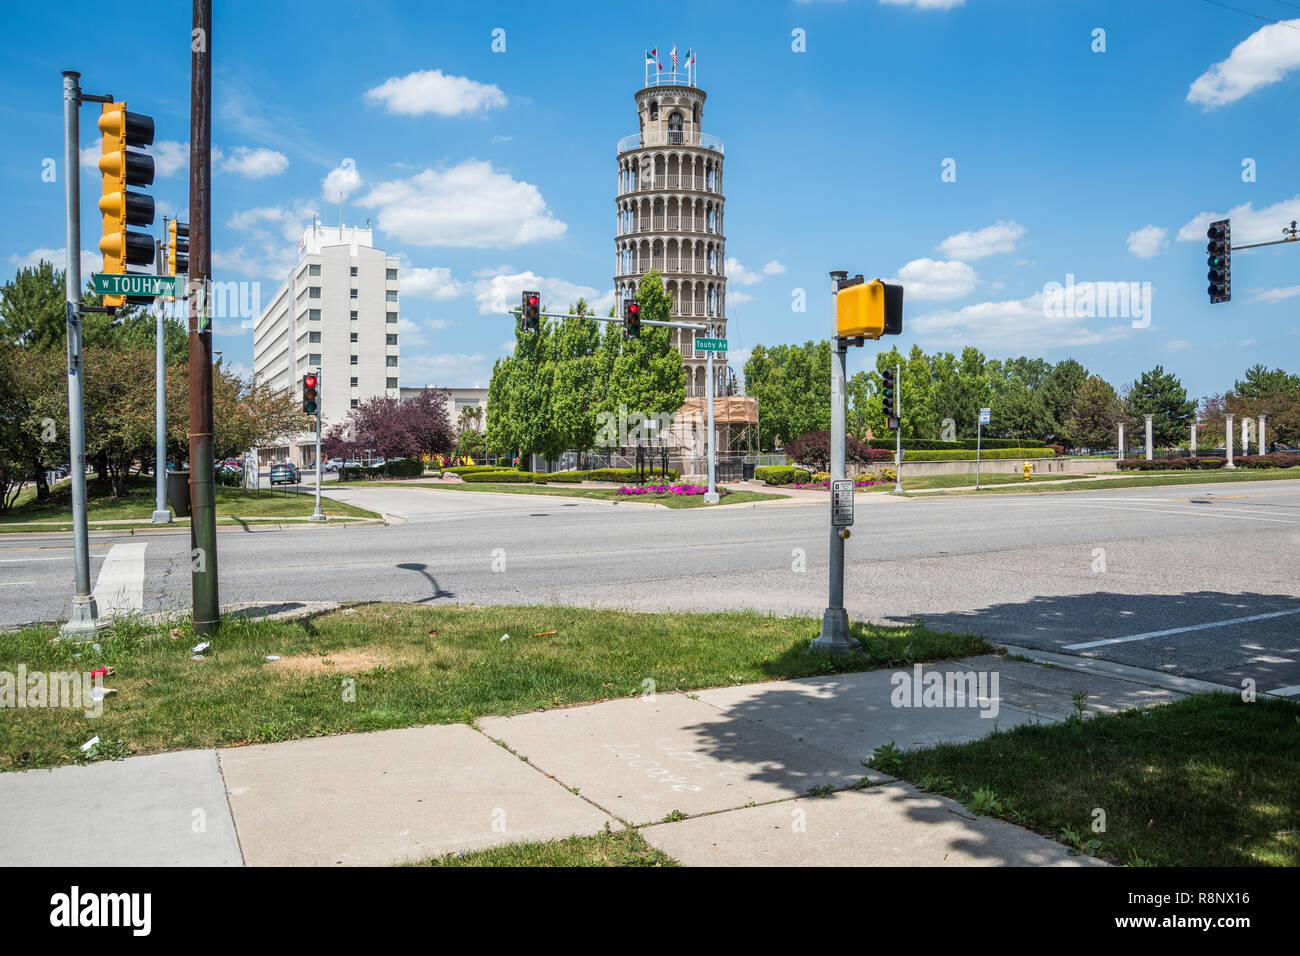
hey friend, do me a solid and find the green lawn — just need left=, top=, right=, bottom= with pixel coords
left=880, top=693, right=1300, bottom=867
left=0, top=602, right=991, bottom=772
left=336, top=479, right=788, bottom=508
left=413, top=828, right=677, bottom=867
left=861, top=472, right=1076, bottom=493
left=908, top=467, right=1300, bottom=496
left=0, top=474, right=376, bottom=530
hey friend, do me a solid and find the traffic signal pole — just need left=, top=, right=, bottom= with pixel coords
left=152, top=238, right=171, bottom=523
left=893, top=362, right=902, bottom=493
left=188, top=0, right=219, bottom=637
left=704, top=320, right=718, bottom=503
left=59, top=70, right=105, bottom=638
left=812, top=271, right=862, bottom=655
left=310, top=371, right=324, bottom=522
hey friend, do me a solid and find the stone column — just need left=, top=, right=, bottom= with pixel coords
left=1118, top=422, right=1125, bottom=459
left=1242, top=417, right=1254, bottom=457
left=1190, top=422, right=1198, bottom=455
left=1144, top=414, right=1154, bottom=460
left=1259, top=415, right=1267, bottom=455
left=1225, top=414, right=1235, bottom=468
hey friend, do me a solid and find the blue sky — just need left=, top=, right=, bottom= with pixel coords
left=3, top=0, right=1298, bottom=398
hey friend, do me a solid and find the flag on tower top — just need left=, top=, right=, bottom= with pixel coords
left=685, top=48, right=694, bottom=65
left=646, top=49, right=656, bottom=63
left=671, top=44, right=678, bottom=67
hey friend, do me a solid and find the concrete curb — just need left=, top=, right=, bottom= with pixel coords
left=996, top=643, right=1244, bottom=697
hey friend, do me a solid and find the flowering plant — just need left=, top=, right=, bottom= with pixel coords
left=614, top=483, right=727, bottom=497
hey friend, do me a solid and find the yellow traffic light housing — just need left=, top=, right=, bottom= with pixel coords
left=98, top=102, right=156, bottom=306
left=836, top=279, right=904, bottom=340
left=167, top=219, right=189, bottom=276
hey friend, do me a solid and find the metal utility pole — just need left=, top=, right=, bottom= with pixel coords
left=152, top=237, right=171, bottom=523
left=812, top=270, right=861, bottom=655
left=704, top=320, right=719, bottom=503
left=59, top=70, right=104, bottom=638
left=188, top=0, right=219, bottom=636
left=310, top=368, right=324, bottom=521
left=893, top=361, right=902, bottom=493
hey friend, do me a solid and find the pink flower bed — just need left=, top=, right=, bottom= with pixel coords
left=791, top=478, right=884, bottom=490
left=614, top=483, right=727, bottom=497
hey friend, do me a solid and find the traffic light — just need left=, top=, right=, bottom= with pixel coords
left=98, top=102, right=156, bottom=307
left=302, top=373, right=319, bottom=415
left=623, top=298, right=641, bottom=338
left=167, top=219, right=189, bottom=276
left=836, top=279, right=904, bottom=339
left=881, top=367, right=896, bottom=416
left=521, top=291, right=541, bottom=332
left=1206, top=219, right=1230, bottom=304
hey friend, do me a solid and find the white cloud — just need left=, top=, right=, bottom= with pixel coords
left=936, top=220, right=1025, bottom=261
left=763, top=259, right=786, bottom=275
left=358, top=160, right=566, bottom=247
left=1239, top=339, right=1256, bottom=347
left=211, top=243, right=296, bottom=282
left=8, top=247, right=99, bottom=280
left=880, top=0, right=965, bottom=8
left=892, top=258, right=977, bottom=300
left=1163, top=339, right=1192, bottom=351
left=365, top=69, right=507, bottom=117
left=397, top=317, right=428, bottom=346
left=1251, top=285, right=1300, bottom=303
left=322, top=158, right=362, bottom=201
left=729, top=290, right=755, bottom=304
left=400, top=352, right=487, bottom=386
left=402, top=266, right=463, bottom=300
left=1126, top=225, right=1169, bottom=259
left=726, top=258, right=764, bottom=285
left=227, top=202, right=316, bottom=242
left=910, top=291, right=1133, bottom=352
left=1176, top=195, right=1300, bottom=245
left=426, top=318, right=454, bottom=330
left=153, top=141, right=189, bottom=177
left=500, top=340, right=516, bottom=354
left=221, top=146, right=288, bottom=178
left=1187, top=19, right=1300, bottom=108
left=470, top=268, right=613, bottom=315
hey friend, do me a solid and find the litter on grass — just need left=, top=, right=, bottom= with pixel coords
left=80, top=736, right=100, bottom=752
left=266, top=655, right=280, bottom=661
left=500, top=633, right=510, bottom=642
left=192, top=641, right=210, bottom=653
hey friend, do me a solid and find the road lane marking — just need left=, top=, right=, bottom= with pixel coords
left=92, top=542, right=147, bottom=618
left=1040, top=501, right=1300, bottom=525
left=1266, top=685, right=1300, bottom=697
left=1064, top=608, right=1300, bottom=650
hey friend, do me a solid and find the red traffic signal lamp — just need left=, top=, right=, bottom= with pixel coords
left=1206, top=220, right=1230, bottom=304
left=302, top=373, right=319, bottom=415
left=521, top=290, right=541, bottom=331
left=623, top=298, right=641, bottom=337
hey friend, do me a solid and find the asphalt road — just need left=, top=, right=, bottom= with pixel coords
left=2, top=479, right=1298, bottom=695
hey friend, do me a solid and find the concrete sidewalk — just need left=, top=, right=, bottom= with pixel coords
left=0, top=654, right=1179, bottom=866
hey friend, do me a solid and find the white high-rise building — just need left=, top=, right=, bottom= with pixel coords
left=253, top=223, right=401, bottom=465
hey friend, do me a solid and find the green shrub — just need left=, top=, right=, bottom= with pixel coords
left=444, top=465, right=501, bottom=475
left=462, top=470, right=536, bottom=483
left=216, top=467, right=242, bottom=487
left=755, top=465, right=811, bottom=485
left=864, top=438, right=1049, bottom=451
left=810, top=471, right=831, bottom=484
left=901, top=448, right=1055, bottom=462
left=532, top=471, right=586, bottom=483
left=382, top=458, right=424, bottom=478
left=338, top=465, right=370, bottom=481
left=585, top=467, right=679, bottom=483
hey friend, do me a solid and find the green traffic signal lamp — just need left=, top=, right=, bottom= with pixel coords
left=1205, top=219, right=1230, bottom=304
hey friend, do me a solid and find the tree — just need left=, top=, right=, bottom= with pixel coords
left=603, top=271, right=686, bottom=435
left=0, top=261, right=67, bottom=347
left=550, top=298, right=606, bottom=464
left=402, top=388, right=456, bottom=458
left=743, top=340, right=829, bottom=448
left=1066, top=375, right=1123, bottom=450
left=1125, top=365, right=1197, bottom=448
left=1233, top=364, right=1300, bottom=401
left=456, top=428, right=486, bottom=460
left=785, top=430, right=876, bottom=472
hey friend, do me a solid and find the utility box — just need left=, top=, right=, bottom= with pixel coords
left=166, top=470, right=190, bottom=518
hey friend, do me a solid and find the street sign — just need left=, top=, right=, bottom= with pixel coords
left=887, top=416, right=899, bottom=430
left=694, top=337, right=727, bottom=352
left=92, top=273, right=182, bottom=298
left=979, top=407, right=991, bottom=425
left=831, top=478, right=855, bottom=527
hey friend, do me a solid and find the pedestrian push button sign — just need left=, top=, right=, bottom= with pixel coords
left=831, top=478, right=854, bottom=527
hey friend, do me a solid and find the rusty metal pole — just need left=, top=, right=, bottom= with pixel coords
left=188, top=0, right=218, bottom=635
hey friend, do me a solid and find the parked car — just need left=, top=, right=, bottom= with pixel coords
left=324, top=457, right=344, bottom=472
left=269, top=462, right=300, bottom=486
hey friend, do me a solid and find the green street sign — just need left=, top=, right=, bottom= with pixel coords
left=92, top=273, right=182, bottom=297
left=694, top=337, right=728, bottom=352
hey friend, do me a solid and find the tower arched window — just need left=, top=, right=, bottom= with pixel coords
left=692, top=104, right=699, bottom=127
left=668, top=111, right=684, bottom=145
left=649, top=101, right=658, bottom=121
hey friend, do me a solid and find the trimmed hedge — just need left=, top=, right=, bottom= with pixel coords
left=1236, top=452, right=1300, bottom=469
left=533, top=471, right=585, bottom=483
left=864, top=438, right=1050, bottom=451
left=444, top=465, right=502, bottom=475
left=1118, top=457, right=1228, bottom=471
left=462, top=470, right=537, bottom=483
left=337, top=466, right=369, bottom=481
left=756, top=465, right=812, bottom=485
left=586, top=467, right=679, bottom=483
left=902, top=448, right=1056, bottom=461
left=383, top=458, right=424, bottom=478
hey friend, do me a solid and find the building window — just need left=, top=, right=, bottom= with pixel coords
left=386, top=356, right=397, bottom=367
left=386, top=377, right=398, bottom=389
left=308, top=287, right=321, bottom=299
left=308, top=331, right=321, bottom=344
left=386, top=334, right=397, bottom=346
left=350, top=266, right=358, bottom=276
left=386, top=268, right=397, bottom=280
left=350, top=332, right=358, bottom=343
left=350, top=355, right=358, bottom=365
left=668, top=111, right=683, bottom=144
left=386, top=312, right=398, bottom=323
left=350, top=288, right=358, bottom=299
left=649, top=100, right=658, bottom=121
left=350, top=377, right=358, bottom=387
left=385, top=290, right=398, bottom=302
left=351, top=398, right=358, bottom=408
left=309, top=353, right=321, bottom=365
left=308, top=309, right=321, bottom=321
left=350, top=311, right=358, bottom=320
left=309, top=264, right=321, bottom=276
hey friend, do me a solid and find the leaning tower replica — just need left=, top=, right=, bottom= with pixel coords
left=614, top=60, right=727, bottom=398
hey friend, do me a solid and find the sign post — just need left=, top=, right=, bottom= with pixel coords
left=976, top=406, right=991, bottom=490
